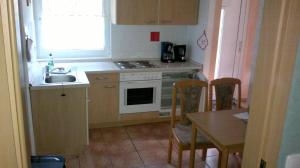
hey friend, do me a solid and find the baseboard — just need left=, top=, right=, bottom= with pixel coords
left=89, top=112, right=171, bottom=129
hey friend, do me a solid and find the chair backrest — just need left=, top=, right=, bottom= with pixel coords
left=171, top=80, right=208, bottom=128
left=209, top=77, right=241, bottom=111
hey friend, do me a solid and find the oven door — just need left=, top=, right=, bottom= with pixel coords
left=120, top=80, right=161, bottom=114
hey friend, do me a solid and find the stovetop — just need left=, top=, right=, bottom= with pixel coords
left=114, top=60, right=159, bottom=69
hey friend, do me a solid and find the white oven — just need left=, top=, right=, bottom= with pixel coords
left=119, top=72, right=162, bottom=114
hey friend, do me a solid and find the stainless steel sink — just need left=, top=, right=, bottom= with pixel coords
left=45, top=75, right=76, bottom=83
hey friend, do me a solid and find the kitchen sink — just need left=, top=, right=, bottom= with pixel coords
left=45, top=75, right=76, bottom=83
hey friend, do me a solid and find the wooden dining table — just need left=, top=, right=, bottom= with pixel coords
left=187, top=109, right=247, bottom=168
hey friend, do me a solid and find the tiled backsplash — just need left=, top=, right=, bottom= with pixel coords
left=111, top=25, right=188, bottom=59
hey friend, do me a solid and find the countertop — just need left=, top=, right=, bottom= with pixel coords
left=29, top=60, right=203, bottom=90
left=30, top=70, right=90, bottom=90
left=59, top=60, right=202, bottom=73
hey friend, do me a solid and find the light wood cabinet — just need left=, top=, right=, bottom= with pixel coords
left=87, top=73, right=119, bottom=127
left=159, top=0, right=199, bottom=25
left=30, top=88, right=88, bottom=155
left=112, top=0, right=159, bottom=25
left=112, top=0, right=199, bottom=25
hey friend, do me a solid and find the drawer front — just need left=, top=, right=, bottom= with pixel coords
left=87, top=73, right=119, bottom=83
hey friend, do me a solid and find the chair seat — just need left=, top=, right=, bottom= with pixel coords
left=174, top=124, right=212, bottom=146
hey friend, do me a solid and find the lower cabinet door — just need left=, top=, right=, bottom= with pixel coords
left=31, top=88, right=88, bottom=155
left=88, top=82, right=119, bottom=125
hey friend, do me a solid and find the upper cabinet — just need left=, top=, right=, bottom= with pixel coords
left=159, top=0, right=199, bottom=25
left=111, top=0, right=199, bottom=25
left=112, top=0, right=159, bottom=25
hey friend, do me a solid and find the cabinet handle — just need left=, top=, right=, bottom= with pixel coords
left=95, top=77, right=108, bottom=80
left=104, top=85, right=115, bottom=89
left=61, top=93, right=66, bottom=97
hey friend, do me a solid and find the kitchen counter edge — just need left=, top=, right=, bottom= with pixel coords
left=29, top=60, right=203, bottom=90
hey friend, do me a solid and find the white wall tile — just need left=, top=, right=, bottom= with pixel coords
left=111, top=25, right=188, bottom=59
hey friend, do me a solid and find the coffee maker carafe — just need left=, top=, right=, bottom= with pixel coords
left=174, top=45, right=186, bottom=62
left=161, top=42, right=174, bottom=63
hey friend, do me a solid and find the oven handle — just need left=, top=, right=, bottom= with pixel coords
left=120, top=80, right=161, bottom=84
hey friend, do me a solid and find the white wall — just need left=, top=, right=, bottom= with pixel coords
left=187, top=0, right=210, bottom=64
left=187, top=0, right=218, bottom=77
left=111, top=25, right=188, bottom=59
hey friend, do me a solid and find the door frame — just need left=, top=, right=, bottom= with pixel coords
left=208, top=0, right=263, bottom=103
left=208, top=0, right=300, bottom=166
left=242, top=0, right=300, bottom=167
left=208, top=0, right=222, bottom=81
left=209, top=0, right=250, bottom=81
left=214, top=0, right=247, bottom=79
left=0, top=0, right=29, bottom=167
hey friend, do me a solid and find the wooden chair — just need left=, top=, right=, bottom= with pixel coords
left=209, top=77, right=241, bottom=111
left=167, top=80, right=215, bottom=168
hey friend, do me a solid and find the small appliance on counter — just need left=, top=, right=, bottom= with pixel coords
left=161, top=42, right=174, bottom=63
left=173, top=45, right=186, bottom=62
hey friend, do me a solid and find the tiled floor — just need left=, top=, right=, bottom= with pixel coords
left=66, top=122, right=242, bottom=168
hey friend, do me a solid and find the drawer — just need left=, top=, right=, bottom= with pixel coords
left=87, top=73, right=119, bottom=83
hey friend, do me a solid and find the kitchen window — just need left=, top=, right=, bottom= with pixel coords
left=33, top=0, right=110, bottom=59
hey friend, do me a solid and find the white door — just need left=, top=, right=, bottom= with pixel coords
left=215, top=0, right=246, bottom=78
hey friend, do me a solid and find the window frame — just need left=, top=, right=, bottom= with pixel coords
left=33, top=0, right=111, bottom=60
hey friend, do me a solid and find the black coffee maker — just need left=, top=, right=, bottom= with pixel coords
left=173, top=45, right=186, bottom=62
left=161, top=42, right=174, bottom=63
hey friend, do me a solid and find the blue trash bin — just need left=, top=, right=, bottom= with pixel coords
left=31, top=155, right=65, bottom=168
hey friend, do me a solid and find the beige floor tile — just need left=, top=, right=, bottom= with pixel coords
left=110, top=151, right=144, bottom=168
left=66, top=122, right=241, bottom=168
left=138, top=148, right=169, bottom=166
left=126, top=125, right=158, bottom=140
left=89, top=142, right=107, bottom=154
left=133, top=139, right=163, bottom=151
left=65, top=156, right=80, bottom=168
left=79, top=155, right=93, bottom=168
left=101, top=127, right=129, bottom=143
left=106, top=139, right=136, bottom=155
left=89, top=129, right=103, bottom=143
left=205, top=154, right=242, bottom=168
